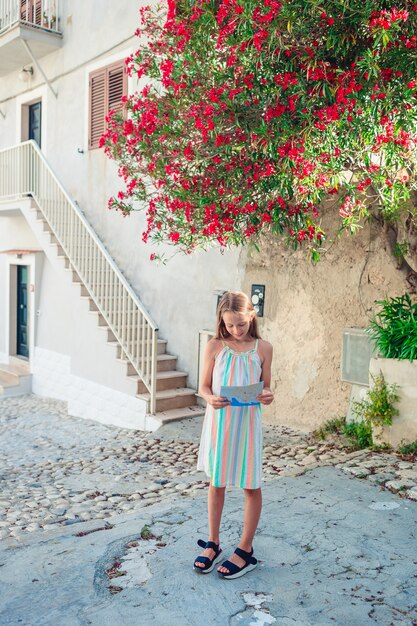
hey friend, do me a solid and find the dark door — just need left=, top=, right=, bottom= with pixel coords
left=29, top=101, right=41, bottom=147
left=17, top=266, right=29, bottom=358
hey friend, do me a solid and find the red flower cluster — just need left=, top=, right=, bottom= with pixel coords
left=101, top=0, right=417, bottom=259
left=369, top=8, right=409, bottom=30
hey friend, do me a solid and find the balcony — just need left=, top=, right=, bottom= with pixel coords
left=0, top=0, right=62, bottom=76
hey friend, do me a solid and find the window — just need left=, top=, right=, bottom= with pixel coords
left=88, top=61, right=127, bottom=150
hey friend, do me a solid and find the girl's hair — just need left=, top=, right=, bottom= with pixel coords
left=215, top=291, right=261, bottom=339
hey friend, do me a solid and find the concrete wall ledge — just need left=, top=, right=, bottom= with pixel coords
left=370, top=357, right=417, bottom=447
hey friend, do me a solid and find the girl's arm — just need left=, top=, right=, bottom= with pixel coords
left=257, top=340, right=274, bottom=405
left=199, top=339, right=231, bottom=409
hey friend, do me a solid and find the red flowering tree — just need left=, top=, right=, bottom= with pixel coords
left=102, top=1, right=417, bottom=261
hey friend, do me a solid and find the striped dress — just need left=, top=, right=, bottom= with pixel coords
left=197, top=339, right=263, bottom=489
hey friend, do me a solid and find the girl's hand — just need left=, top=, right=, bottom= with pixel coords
left=257, top=389, right=274, bottom=405
left=207, top=395, right=231, bottom=409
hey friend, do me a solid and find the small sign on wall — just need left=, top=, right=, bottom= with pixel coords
left=251, top=284, right=265, bottom=317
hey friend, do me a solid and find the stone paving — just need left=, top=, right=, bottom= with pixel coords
left=0, top=395, right=416, bottom=542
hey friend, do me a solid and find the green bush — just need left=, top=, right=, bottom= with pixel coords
left=313, top=416, right=345, bottom=440
left=398, top=439, right=417, bottom=456
left=352, top=373, right=399, bottom=428
left=342, top=421, right=373, bottom=449
left=367, top=293, right=417, bottom=360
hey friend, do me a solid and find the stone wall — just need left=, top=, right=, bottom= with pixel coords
left=242, top=204, right=412, bottom=431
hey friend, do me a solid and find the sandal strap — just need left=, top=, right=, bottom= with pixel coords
left=218, top=559, right=241, bottom=575
left=234, top=547, right=254, bottom=563
left=197, top=538, right=219, bottom=551
left=194, top=556, right=211, bottom=566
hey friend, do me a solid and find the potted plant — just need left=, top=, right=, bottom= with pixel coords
left=42, top=12, right=56, bottom=29
left=367, top=293, right=417, bottom=446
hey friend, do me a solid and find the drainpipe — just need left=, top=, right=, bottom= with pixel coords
left=21, top=40, right=58, bottom=99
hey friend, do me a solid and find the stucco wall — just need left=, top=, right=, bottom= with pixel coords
left=243, top=205, right=412, bottom=431
left=0, top=214, right=40, bottom=251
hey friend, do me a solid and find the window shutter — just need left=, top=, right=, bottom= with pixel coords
left=108, top=65, right=125, bottom=114
left=34, top=0, right=42, bottom=26
left=89, top=70, right=106, bottom=149
left=89, top=61, right=127, bottom=150
left=20, top=1, right=28, bottom=20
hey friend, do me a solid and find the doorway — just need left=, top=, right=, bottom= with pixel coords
left=28, top=101, right=42, bottom=147
left=16, top=265, right=29, bottom=358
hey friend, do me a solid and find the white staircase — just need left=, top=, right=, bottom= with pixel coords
left=0, top=141, right=204, bottom=426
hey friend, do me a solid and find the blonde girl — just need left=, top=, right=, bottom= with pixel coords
left=194, top=291, right=274, bottom=579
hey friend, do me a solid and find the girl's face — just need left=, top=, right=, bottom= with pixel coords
left=222, top=310, right=254, bottom=341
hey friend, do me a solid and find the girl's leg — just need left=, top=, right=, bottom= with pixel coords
left=195, top=483, right=225, bottom=568
left=217, top=487, right=262, bottom=574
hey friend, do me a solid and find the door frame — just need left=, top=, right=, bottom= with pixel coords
left=28, top=101, right=42, bottom=148
left=16, top=264, right=30, bottom=358
left=17, top=85, right=48, bottom=154
left=4, top=251, right=43, bottom=367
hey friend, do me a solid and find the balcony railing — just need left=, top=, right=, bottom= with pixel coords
left=0, top=0, right=60, bottom=35
left=0, top=141, right=159, bottom=414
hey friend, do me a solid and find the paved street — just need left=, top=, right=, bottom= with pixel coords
left=0, top=396, right=417, bottom=625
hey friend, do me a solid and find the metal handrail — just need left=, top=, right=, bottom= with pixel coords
left=0, top=140, right=158, bottom=413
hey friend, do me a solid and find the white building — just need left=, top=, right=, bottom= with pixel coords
left=2, top=2, right=408, bottom=435
left=0, top=0, right=244, bottom=430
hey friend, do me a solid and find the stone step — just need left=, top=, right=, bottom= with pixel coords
left=153, top=405, right=205, bottom=426
left=136, top=370, right=188, bottom=394
left=95, top=312, right=154, bottom=330
left=137, top=387, right=198, bottom=413
left=112, top=337, right=167, bottom=356
left=125, top=353, right=177, bottom=374
left=0, top=368, right=32, bottom=398
left=7, top=356, right=31, bottom=373
left=0, top=370, right=20, bottom=388
left=0, top=359, right=31, bottom=384
left=50, top=242, right=66, bottom=257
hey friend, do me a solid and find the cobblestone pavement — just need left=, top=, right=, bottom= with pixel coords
left=0, top=395, right=416, bottom=541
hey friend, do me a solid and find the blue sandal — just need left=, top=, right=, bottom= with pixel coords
left=217, top=547, right=258, bottom=579
left=193, top=539, right=223, bottom=574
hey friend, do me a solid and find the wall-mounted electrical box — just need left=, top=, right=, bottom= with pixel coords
left=251, top=284, right=265, bottom=317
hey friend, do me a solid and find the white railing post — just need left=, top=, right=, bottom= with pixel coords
left=0, top=140, right=159, bottom=414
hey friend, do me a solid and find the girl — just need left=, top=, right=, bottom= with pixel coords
left=194, top=291, right=274, bottom=579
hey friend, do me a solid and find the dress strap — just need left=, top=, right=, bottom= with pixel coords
left=254, top=339, right=259, bottom=351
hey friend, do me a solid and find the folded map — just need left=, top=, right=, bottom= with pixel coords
left=219, top=381, right=264, bottom=407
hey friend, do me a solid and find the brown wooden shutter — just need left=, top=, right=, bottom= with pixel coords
left=89, top=61, right=127, bottom=150
left=108, top=65, right=125, bottom=114
left=89, top=70, right=106, bottom=149
left=34, top=0, right=42, bottom=26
